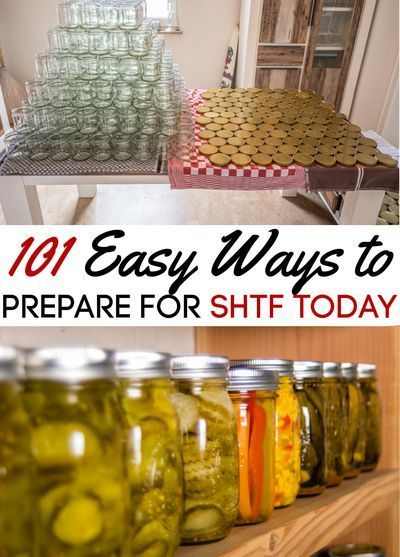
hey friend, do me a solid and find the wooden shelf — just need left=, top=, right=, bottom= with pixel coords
left=177, top=470, right=399, bottom=557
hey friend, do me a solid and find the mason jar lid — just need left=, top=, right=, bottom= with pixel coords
left=357, top=363, right=377, bottom=379
left=114, top=351, right=171, bottom=379
left=0, top=346, right=22, bottom=381
left=171, top=354, right=229, bottom=380
left=24, top=347, right=113, bottom=383
left=327, top=544, right=385, bottom=557
left=227, top=366, right=279, bottom=391
left=323, top=361, right=341, bottom=379
left=293, top=360, right=323, bottom=379
left=341, top=362, right=358, bottom=379
left=230, top=358, right=293, bottom=378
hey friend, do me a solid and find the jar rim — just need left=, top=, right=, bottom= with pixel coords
left=0, top=346, right=23, bottom=381
left=230, top=358, right=293, bottom=377
left=323, top=361, right=341, bottom=378
left=340, top=361, right=358, bottom=379
left=293, top=360, right=323, bottom=379
left=171, top=354, right=229, bottom=380
left=227, top=366, right=279, bottom=391
left=357, top=363, right=377, bottom=379
left=114, top=350, right=171, bottom=379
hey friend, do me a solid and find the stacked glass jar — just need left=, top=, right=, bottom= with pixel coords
left=5, top=0, right=190, bottom=164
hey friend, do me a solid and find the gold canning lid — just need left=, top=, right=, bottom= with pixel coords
left=275, top=123, right=291, bottom=132
left=270, top=129, right=288, bottom=139
left=209, top=137, right=227, bottom=147
left=297, top=117, right=313, bottom=125
left=321, top=136, right=339, bottom=147
left=221, top=111, right=236, bottom=119
left=273, top=153, right=293, bottom=167
left=346, top=123, right=362, bottom=133
left=201, top=92, right=215, bottom=99
left=358, top=136, right=378, bottom=148
left=339, top=137, right=358, bottom=147
left=231, top=153, right=251, bottom=167
left=285, top=136, right=302, bottom=146
left=259, top=123, right=275, bottom=132
left=306, top=129, right=324, bottom=139
left=252, top=130, right=270, bottom=139
left=241, top=123, right=257, bottom=132
left=199, top=144, right=219, bottom=156
left=356, top=153, right=377, bottom=167
left=318, top=144, right=337, bottom=156
left=302, top=137, right=320, bottom=147
left=336, top=153, right=356, bottom=167
left=357, top=145, right=378, bottom=156
left=204, top=112, right=219, bottom=119
left=293, top=153, right=314, bottom=167
left=239, top=144, right=258, bottom=155
left=337, top=144, right=357, bottom=156
left=315, top=154, right=336, bottom=167
left=264, top=116, right=280, bottom=125
left=228, top=136, right=245, bottom=147
left=265, top=137, right=283, bottom=146
left=235, top=130, right=252, bottom=139
left=343, top=130, right=361, bottom=139
left=325, top=130, right=342, bottom=139
left=224, top=123, right=240, bottom=132
left=246, top=117, right=263, bottom=125
left=198, top=130, right=216, bottom=140
left=219, top=144, right=239, bottom=156
left=259, top=144, right=277, bottom=155
left=210, top=153, right=231, bottom=167
left=205, top=123, right=222, bottom=132
left=217, top=129, right=234, bottom=139
left=196, top=116, right=212, bottom=126
left=196, top=106, right=210, bottom=114
left=214, top=117, right=229, bottom=125
left=230, top=117, right=246, bottom=125
left=298, top=144, right=317, bottom=156
left=252, top=153, right=273, bottom=166
left=279, top=144, right=297, bottom=156
left=247, top=137, right=264, bottom=147
left=376, top=153, right=398, bottom=168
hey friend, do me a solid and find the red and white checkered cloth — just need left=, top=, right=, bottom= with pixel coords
left=169, top=89, right=307, bottom=190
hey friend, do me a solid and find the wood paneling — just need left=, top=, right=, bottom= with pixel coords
left=300, top=0, right=324, bottom=89
left=309, top=67, right=342, bottom=106
left=255, top=68, right=302, bottom=89
left=257, top=45, right=305, bottom=66
left=259, top=0, right=314, bottom=44
left=177, top=471, right=399, bottom=557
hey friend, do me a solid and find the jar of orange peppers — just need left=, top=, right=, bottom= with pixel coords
left=227, top=364, right=278, bottom=525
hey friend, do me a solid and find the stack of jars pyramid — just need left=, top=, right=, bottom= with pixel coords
left=9, top=0, right=185, bottom=163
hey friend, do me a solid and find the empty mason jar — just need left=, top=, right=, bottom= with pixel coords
left=118, top=1, right=144, bottom=29
left=100, top=55, right=120, bottom=81
left=119, top=107, right=139, bottom=135
left=92, top=79, right=113, bottom=109
left=80, top=2, right=99, bottom=29
left=113, top=81, right=133, bottom=109
left=135, top=134, right=155, bottom=161
left=99, top=4, right=119, bottom=30
left=58, top=55, right=80, bottom=80
left=35, top=53, right=59, bottom=80
left=50, top=134, right=71, bottom=161
left=141, top=54, right=161, bottom=83
left=67, top=28, right=89, bottom=55
left=109, top=30, right=130, bottom=56
left=33, top=106, right=58, bottom=135
left=78, top=55, right=100, bottom=81
left=160, top=110, right=179, bottom=137
left=140, top=107, right=160, bottom=136
left=26, top=80, right=50, bottom=108
left=129, top=28, right=152, bottom=56
left=91, top=133, right=112, bottom=161
left=4, top=131, right=28, bottom=160
left=88, top=29, right=110, bottom=55
left=47, top=27, right=69, bottom=53
left=154, top=80, right=175, bottom=110
left=77, top=107, right=98, bottom=135
left=57, top=2, right=81, bottom=28
left=57, top=107, right=79, bottom=135
left=119, top=57, right=141, bottom=83
left=112, top=133, right=132, bottom=160
left=12, top=107, right=36, bottom=133
left=71, top=80, right=94, bottom=108
left=134, top=82, right=153, bottom=109
left=28, top=133, right=51, bottom=161
left=48, top=79, right=71, bottom=108
left=98, top=107, right=119, bottom=134
left=70, top=132, right=91, bottom=161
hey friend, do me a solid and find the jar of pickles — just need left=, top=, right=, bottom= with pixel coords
left=171, top=355, right=239, bottom=544
left=227, top=364, right=277, bottom=524
left=231, top=359, right=300, bottom=509
left=294, top=361, right=327, bottom=496
left=22, top=347, right=128, bottom=557
left=323, top=362, right=346, bottom=487
left=357, top=363, right=381, bottom=472
left=341, top=362, right=366, bottom=479
left=0, top=347, right=37, bottom=557
left=114, top=351, right=183, bottom=557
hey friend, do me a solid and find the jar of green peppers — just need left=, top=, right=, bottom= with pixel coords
left=357, top=363, right=381, bottom=472
left=293, top=361, right=327, bottom=496
left=171, top=355, right=239, bottom=544
left=323, top=362, right=346, bottom=487
left=341, top=362, right=366, bottom=479
left=114, top=351, right=184, bottom=557
left=22, top=347, right=129, bottom=557
left=0, top=347, right=37, bottom=557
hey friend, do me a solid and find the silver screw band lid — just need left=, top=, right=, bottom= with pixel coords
left=0, top=346, right=22, bottom=381
left=114, top=351, right=171, bottom=379
left=293, top=360, right=323, bottom=379
left=341, top=362, right=358, bottom=379
left=171, top=354, right=229, bottom=380
left=357, top=363, right=377, bottom=379
left=323, top=361, right=341, bottom=379
left=24, top=347, right=113, bottom=382
left=230, top=358, right=293, bottom=378
left=227, top=366, right=279, bottom=391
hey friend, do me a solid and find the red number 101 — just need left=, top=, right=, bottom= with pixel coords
left=9, top=237, right=77, bottom=277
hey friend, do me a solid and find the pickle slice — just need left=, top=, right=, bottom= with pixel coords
left=170, top=393, right=199, bottom=432
left=53, top=496, right=103, bottom=546
left=183, top=505, right=225, bottom=538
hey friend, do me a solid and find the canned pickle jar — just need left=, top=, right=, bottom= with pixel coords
left=323, top=362, right=346, bottom=487
left=227, top=364, right=277, bottom=524
left=22, top=347, right=128, bottom=557
left=294, top=361, right=327, bottom=496
left=114, top=351, right=183, bottom=557
left=0, top=347, right=37, bottom=557
left=341, top=362, right=366, bottom=478
left=231, top=359, right=300, bottom=509
left=171, top=355, right=239, bottom=544
left=357, top=363, right=381, bottom=472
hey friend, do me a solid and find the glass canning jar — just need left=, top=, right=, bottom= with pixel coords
left=12, top=107, right=36, bottom=133
left=67, top=28, right=89, bottom=55
left=33, top=106, right=58, bottom=135
left=140, top=107, right=160, bottom=136
left=59, top=55, right=80, bottom=80
left=47, top=27, right=69, bottom=53
left=114, top=351, right=183, bottom=557
left=88, top=29, right=110, bottom=56
left=129, top=28, right=153, bottom=57
left=227, top=364, right=277, bottom=524
left=232, top=359, right=300, bottom=509
left=141, top=54, right=162, bottom=83
left=109, top=30, right=130, bottom=56
left=294, top=361, right=327, bottom=496
left=110, top=133, right=131, bottom=160
left=323, top=362, right=346, bottom=486
left=119, top=57, right=141, bottom=83
left=119, top=107, right=139, bottom=135
left=113, top=81, right=133, bottom=109
left=171, top=355, right=239, bottom=544
left=154, top=80, right=175, bottom=111
left=357, top=364, right=381, bottom=472
left=57, top=2, right=81, bottom=29
left=0, top=347, right=37, bottom=557
left=91, top=133, right=112, bottom=161
left=57, top=107, right=79, bottom=136
left=48, top=79, right=71, bottom=108
left=118, top=1, right=145, bottom=30
left=100, top=56, right=120, bottom=81
left=4, top=131, right=29, bottom=160
left=50, top=134, right=71, bottom=161
left=134, top=82, right=154, bottom=110
left=70, top=132, right=91, bottom=161
left=25, top=79, right=50, bottom=108
left=27, top=132, right=51, bottom=161
left=99, top=4, right=119, bottom=30
left=98, top=107, right=119, bottom=134
left=22, top=347, right=128, bottom=557
left=80, top=2, right=100, bottom=30
left=71, top=80, right=94, bottom=108
left=135, top=134, right=155, bottom=161
left=92, top=79, right=113, bottom=109
left=341, top=362, right=366, bottom=478
left=35, top=52, right=60, bottom=81
left=77, top=107, right=98, bottom=135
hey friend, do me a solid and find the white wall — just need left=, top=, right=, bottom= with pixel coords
left=0, top=0, right=241, bottom=88
left=350, top=0, right=399, bottom=142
